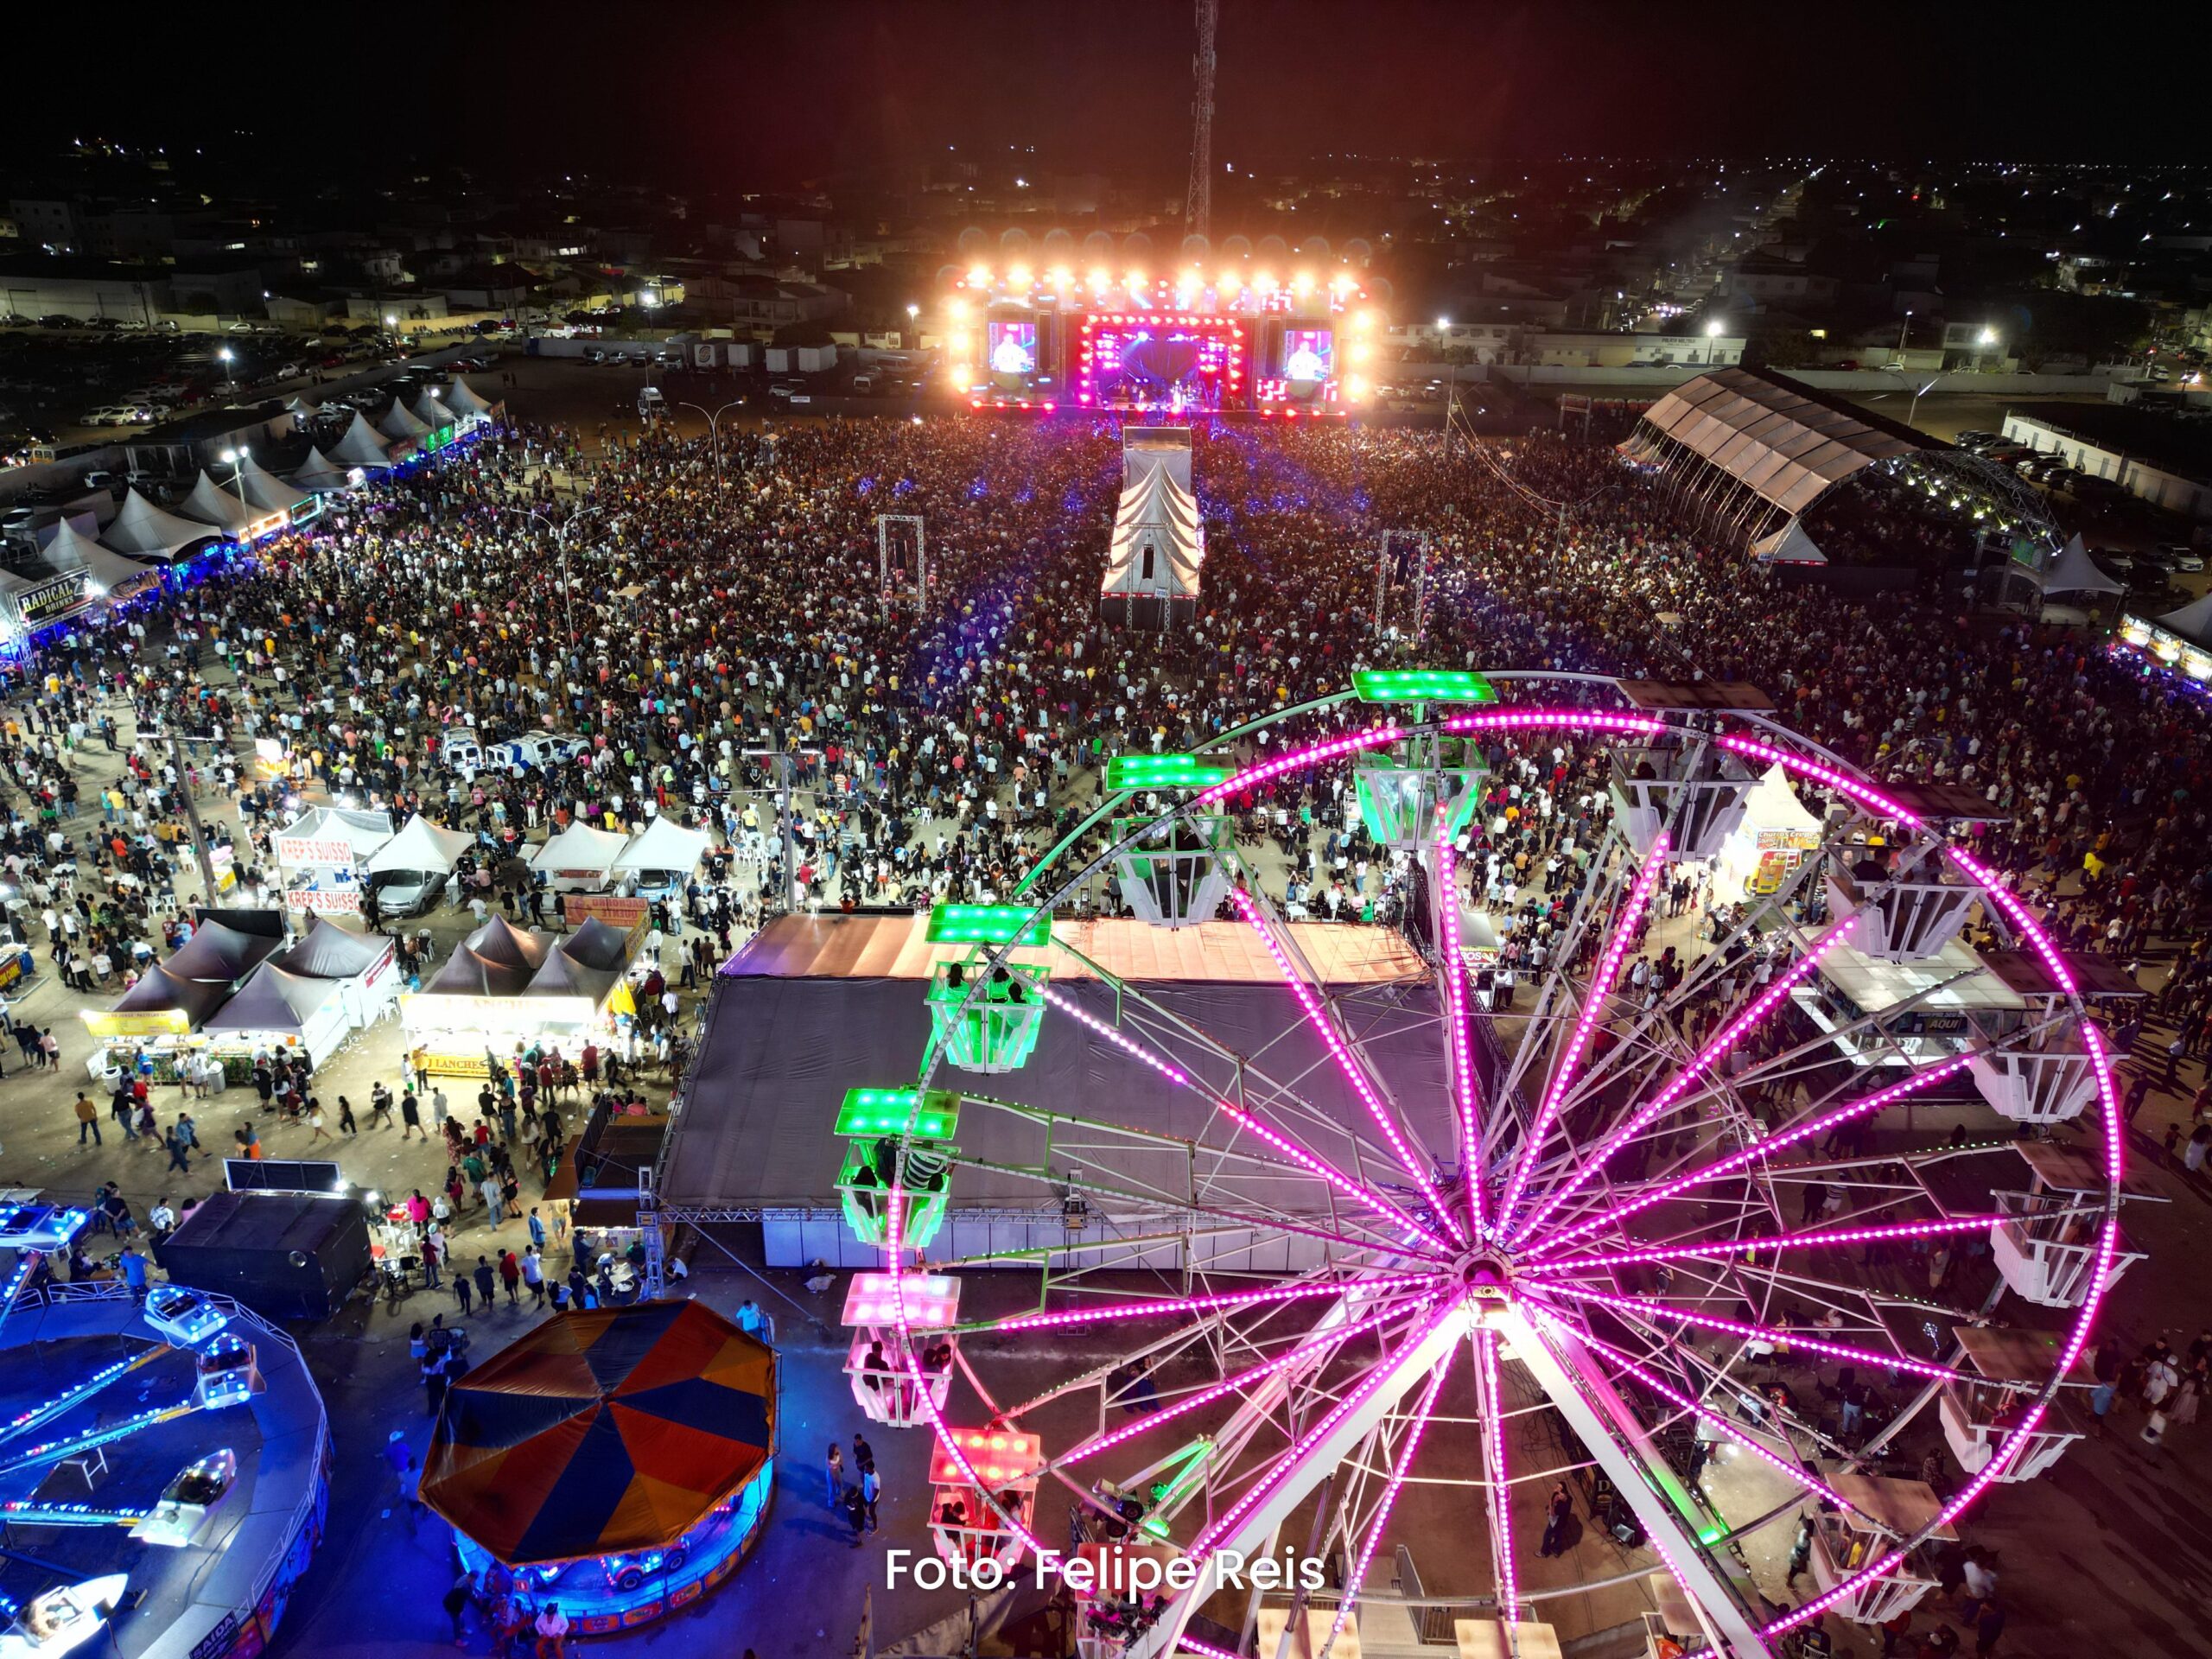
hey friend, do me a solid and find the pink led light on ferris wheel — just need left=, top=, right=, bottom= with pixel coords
left=1768, top=1022, right=2127, bottom=1637
left=1231, top=887, right=1466, bottom=1246
left=1528, top=1211, right=2009, bottom=1276
left=1178, top=1641, right=1244, bottom=1659
left=1325, top=1349, right=1456, bottom=1651
left=1511, top=911, right=1862, bottom=1244
left=1541, top=1311, right=1859, bottom=1514
left=1528, top=1054, right=1974, bottom=1260
left=1433, top=815, right=1486, bottom=1239
left=1190, top=1303, right=1456, bottom=1559
left=994, top=1273, right=1435, bottom=1333
left=1057, top=1297, right=1438, bottom=1468
left=1439, top=709, right=1669, bottom=740
left=1039, top=985, right=1192, bottom=1084
left=1218, top=1102, right=1457, bottom=1252
left=1477, top=1327, right=1520, bottom=1622
left=1192, top=724, right=1402, bottom=807
left=1497, top=831, right=1670, bottom=1231
left=1560, top=1287, right=1974, bottom=1385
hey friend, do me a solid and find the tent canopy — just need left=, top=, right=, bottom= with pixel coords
left=531, top=823, right=629, bottom=875
left=203, top=963, right=342, bottom=1034
left=164, top=919, right=285, bottom=984
left=444, top=378, right=499, bottom=419
left=411, top=392, right=460, bottom=430
left=1101, top=457, right=1204, bottom=600
left=276, top=805, right=395, bottom=861
left=276, top=917, right=393, bottom=980
left=177, top=472, right=257, bottom=534
left=424, top=947, right=536, bottom=997
left=376, top=398, right=430, bottom=441
left=35, top=519, right=158, bottom=597
left=559, top=918, right=635, bottom=974
left=105, top=488, right=225, bottom=561
left=2153, top=593, right=2212, bottom=648
left=232, top=454, right=310, bottom=517
left=2034, top=532, right=2124, bottom=597
left=421, top=1301, right=774, bottom=1566
left=329, top=413, right=394, bottom=468
left=612, top=817, right=710, bottom=874
left=1749, top=519, right=1827, bottom=565
left=290, top=448, right=355, bottom=493
left=365, top=813, right=478, bottom=875
left=464, top=915, right=554, bottom=971
left=524, top=947, right=620, bottom=1004
left=108, top=963, right=232, bottom=1025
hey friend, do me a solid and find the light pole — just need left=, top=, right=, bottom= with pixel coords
left=219, top=447, right=253, bottom=524
left=1704, top=317, right=1726, bottom=365
left=906, top=302, right=920, bottom=349
left=217, top=346, right=235, bottom=395
left=1895, top=308, right=1913, bottom=365
left=506, top=503, right=617, bottom=656
left=1436, top=315, right=1454, bottom=450
left=674, top=399, right=746, bottom=495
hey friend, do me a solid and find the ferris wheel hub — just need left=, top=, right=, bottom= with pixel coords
left=1453, top=1249, right=1517, bottom=1309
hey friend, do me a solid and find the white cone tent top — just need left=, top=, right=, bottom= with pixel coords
left=36, top=519, right=157, bottom=597
left=177, top=472, right=257, bottom=535
left=410, top=391, right=460, bottom=430
left=2033, top=532, right=2123, bottom=596
left=1102, top=460, right=1205, bottom=602
left=283, top=392, right=334, bottom=416
left=105, top=487, right=225, bottom=561
left=530, top=822, right=630, bottom=877
left=231, top=454, right=310, bottom=518
left=443, top=377, right=499, bottom=419
left=611, top=815, right=711, bottom=875
left=365, top=813, right=478, bottom=875
left=274, top=804, right=396, bottom=862
left=1750, top=519, right=1827, bottom=564
left=329, top=413, right=394, bottom=468
left=290, top=448, right=355, bottom=493
left=374, top=397, right=430, bottom=442
left=2153, top=594, right=2212, bottom=649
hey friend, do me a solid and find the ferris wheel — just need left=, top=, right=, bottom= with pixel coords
left=833, top=671, right=2130, bottom=1659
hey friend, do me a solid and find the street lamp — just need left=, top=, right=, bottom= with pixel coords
left=1705, top=317, right=1726, bottom=364
left=218, top=447, right=253, bottom=528
left=217, top=346, right=234, bottom=392
left=1435, top=317, right=1457, bottom=447
left=505, top=503, right=617, bottom=652
left=675, top=399, right=747, bottom=495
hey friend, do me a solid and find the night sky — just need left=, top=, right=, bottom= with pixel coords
left=10, top=0, right=2204, bottom=189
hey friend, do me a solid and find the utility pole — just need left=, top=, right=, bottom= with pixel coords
left=165, top=734, right=221, bottom=906
left=1185, top=0, right=1217, bottom=237
left=743, top=745, right=823, bottom=914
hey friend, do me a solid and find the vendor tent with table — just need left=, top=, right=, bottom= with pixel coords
left=162, top=918, right=284, bottom=987
left=1710, top=761, right=1822, bottom=905
left=202, top=963, right=351, bottom=1067
left=404, top=917, right=639, bottom=1077
left=328, top=413, right=395, bottom=471
left=276, top=806, right=394, bottom=914
left=531, top=822, right=630, bottom=893
left=289, top=447, right=359, bottom=495
left=275, top=916, right=400, bottom=1027
left=612, top=816, right=712, bottom=893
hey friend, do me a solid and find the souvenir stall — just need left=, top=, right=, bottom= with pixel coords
left=201, top=964, right=351, bottom=1070
left=1710, top=763, right=1823, bottom=906
left=274, top=917, right=401, bottom=1028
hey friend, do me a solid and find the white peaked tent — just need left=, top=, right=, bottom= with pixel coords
left=612, top=816, right=711, bottom=876
left=443, top=377, right=499, bottom=421
left=329, top=413, right=394, bottom=469
left=1101, top=429, right=1205, bottom=629
left=177, top=472, right=258, bottom=536
left=1750, top=519, right=1828, bottom=564
left=2033, top=533, right=2123, bottom=597
left=37, top=519, right=158, bottom=600
left=106, top=487, right=225, bottom=561
left=410, top=391, right=460, bottom=431
left=530, top=822, right=630, bottom=891
left=375, top=397, right=430, bottom=442
left=290, top=448, right=355, bottom=494
left=232, top=454, right=311, bottom=518
left=365, top=813, right=478, bottom=876
left=1713, top=762, right=1822, bottom=905
left=2154, top=594, right=2212, bottom=648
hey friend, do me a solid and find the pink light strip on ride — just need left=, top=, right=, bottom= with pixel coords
left=1512, top=912, right=1863, bottom=1243
left=1039, top=985, right=1192, bottom=1084
left=994, top=1274, right=1435, bottom=1333
left=1325, top=1350, right=1457, bottom=1652
left=1433, top=814, right=1487, bottom=1240
left=1763, top=1022, right=2126, bottom=1637
left=1219, top=1103, right=1457, bottom=1253
left=1541, top=1312, right=1859, bottom=1512
left=1190, top=1304, right=1457, bottom=1560
left=1528, top=1055, right=1973, bottom=1260
left=1529, top=1211, right=2005, bottom=1276
left=1497, top=831, right=1670, bottom=1233
left=1478, top=1327, right=1520, bottom=1621
left=1192, top=725, right=1402, bottom=808
left=1232, top=886, right=1467, bottom=1246
left=1560, top=1287, right=1974, bottom=1385
left=1057, top=1298, right=1439, bottom=1469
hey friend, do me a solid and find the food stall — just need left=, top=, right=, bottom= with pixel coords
left=274, top=917, right=401, bottom=1028
left=362, top=813, right=477, bottom=914
left=80, top=965, right=233, bottom=1083
left=401, top=918, right=636, bottom=1079
left=201, top=963, right=352, bottom=1069
left=531, top=823, right=630, bottom=895
left=1710, top=763, right=1823, bottom=906
left=274, top=807, right=394, bottom=918
left=612, top=816, right=712, bottom=902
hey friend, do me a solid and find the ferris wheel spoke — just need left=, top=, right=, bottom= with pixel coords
left=1216, top=1102, right=1459, bottom=1252
left=982, top=1273, right=1438, bottom=1335
left=1547, top=1285, right=1976, bottom=1384
left=1497, top=831, right=1672, bottom=1232
left=1472, top=1327, right=1520, bottom=1623
left=1232, top=885, right=1467, bottom=1245
left=1525, top=1052, right=1975, bottom=1258
left=1529, top=1212, right=2008, bottom=1277
left=1433, top=817, right=1486, bottom=1239
left=1323, top=1346, right=1457, bottom=1656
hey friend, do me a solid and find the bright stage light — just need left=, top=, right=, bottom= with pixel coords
left=1088, top=267, right=1111, bottom=291
left=967, top=264, right=991, bottom=285
left=1125, top=268, right=1145, bottom=288
left=1008, top=264, right=1033, bottom=288
left=1345, top=374, right=1370, bottom=399
left=1051, top=265, right=1071, bottom=289
left=1293, top=271, right=1315, bottom=294
left=1349, top=341, right=1371, bottom=364
left=1255, top=270, right=1277, bottom=294
left=1332, top=271, right=1355, bottom=293
left=1353, top=309, right=1376, bottom=331
left=946, top=298, right=969, bottom=321
left=1706, top=318, right=1726, bottom=337
left=1217, top=269, right=1241, bottom=290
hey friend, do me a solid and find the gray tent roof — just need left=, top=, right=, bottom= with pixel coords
left=375, top=398, right=429, bottom=441
left=462, top=915, right=553, bottom=970
left=424, top=946, right=534, bottom=997
left=290, top=448, right=354, bottom=493
left=1102, top=460, right=1205, bottom=600
left=108, top=963, right=232, bottom=1025
left=2034, top=532, right=2124, bottom=597
left=36, top=519, right=158, bottom=594
left=330, top=413, right=394, bottom=467
left=203, top=963, right=341, bottom=1034
left=177, top=472, right=257, bottom=534
left=106, top=488, right=225, bottom=561
left=232, top=454, right=310, bottom=516
left=164, top=919, right=284, bottom=983
left=557, top=918, right=633, bottom=973
left=443, top=377, right=499, bottom=418
left=276, top=917, right=393, bottom=980
left=2153, top=594, right=2212, bottom=648
left=524, top=948, right=620, bottom=1004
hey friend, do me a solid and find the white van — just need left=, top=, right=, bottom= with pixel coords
left=638, top=386, right=667, bottom=419
left=437, top=730, right=487, bottom=777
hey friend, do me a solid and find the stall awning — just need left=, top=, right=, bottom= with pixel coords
left=203, top=963, right=342, bottom=1036
left=612, top=816, right=711, bottom=874
left=163, top=919, right=284, bottom=984
left=276, top=917, right=395, bottom=980
left=365, top=813, right=478, bottom=875
left=464, top=916, right=554, bottom=971
left=105, top=487, right=226, bottom=561
left=531, top=823, right=629, bottom=877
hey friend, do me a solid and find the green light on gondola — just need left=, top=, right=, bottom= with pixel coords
left=1698, top=1525, right=1726, bottom=1544
left=1352, top=669, right=1500, bottom=703
left=926, top=903, right=1052, bottom=947
left=1105, top=753, right=1233, bottom=791
left=835, top=1088, right=961, bottom=1140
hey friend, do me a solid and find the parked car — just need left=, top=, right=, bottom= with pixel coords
left=37, top=315, right=80, bottom=329
left=2073, top=475, right=2127, bottom=502
left=2154, top=542, right=2205, bottom=573
left=366, top=868, right=447, bottom=918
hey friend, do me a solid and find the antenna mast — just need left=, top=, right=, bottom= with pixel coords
left=1185, top=0, right=1217, bottom=236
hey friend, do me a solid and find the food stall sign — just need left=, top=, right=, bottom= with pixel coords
left=284, top=887, right=361, bottom=915
left=277, top=837, right=359, bottom=868
left=82, top=1009, right=191, bottom=1039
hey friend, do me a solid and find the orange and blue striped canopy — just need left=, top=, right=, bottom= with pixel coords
left=421, top=1300, right=774, bottom=1564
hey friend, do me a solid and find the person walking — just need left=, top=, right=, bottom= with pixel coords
left=73, top=1091, right=101, bottom=1146
left=454, top=1268, right=474, bottom=1316
left=499, top=1250, right=521, bottom=1306
left=533, top=1603, right=569, bottom=1658
left=1538, top=1481, right=1572, bottom=1557
left=861, top=1461, right=881, bottom=1533
left=307, top=1102, right=332, bottom=1143
left=473, top=1255, right=495, bottom=1314
left=825, top=1440, right=844, bottom=1506
left=522, top=1246, right=545, bottom=1307
left=400, top=1090, right=424, bottom=1141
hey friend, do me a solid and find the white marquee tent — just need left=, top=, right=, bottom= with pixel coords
left=365, top=813, right=478, bottom=876
left=375, top=398, right=430, bottom=442
left=329, top=414, right=395, bottom=469
left=612, top=816, right=712, bottom=877
left=1101, top=427, right=1204, bottom=629
left=531, top=822, right=631, bottom=891
left=105, top=487, right=225, bottom=561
